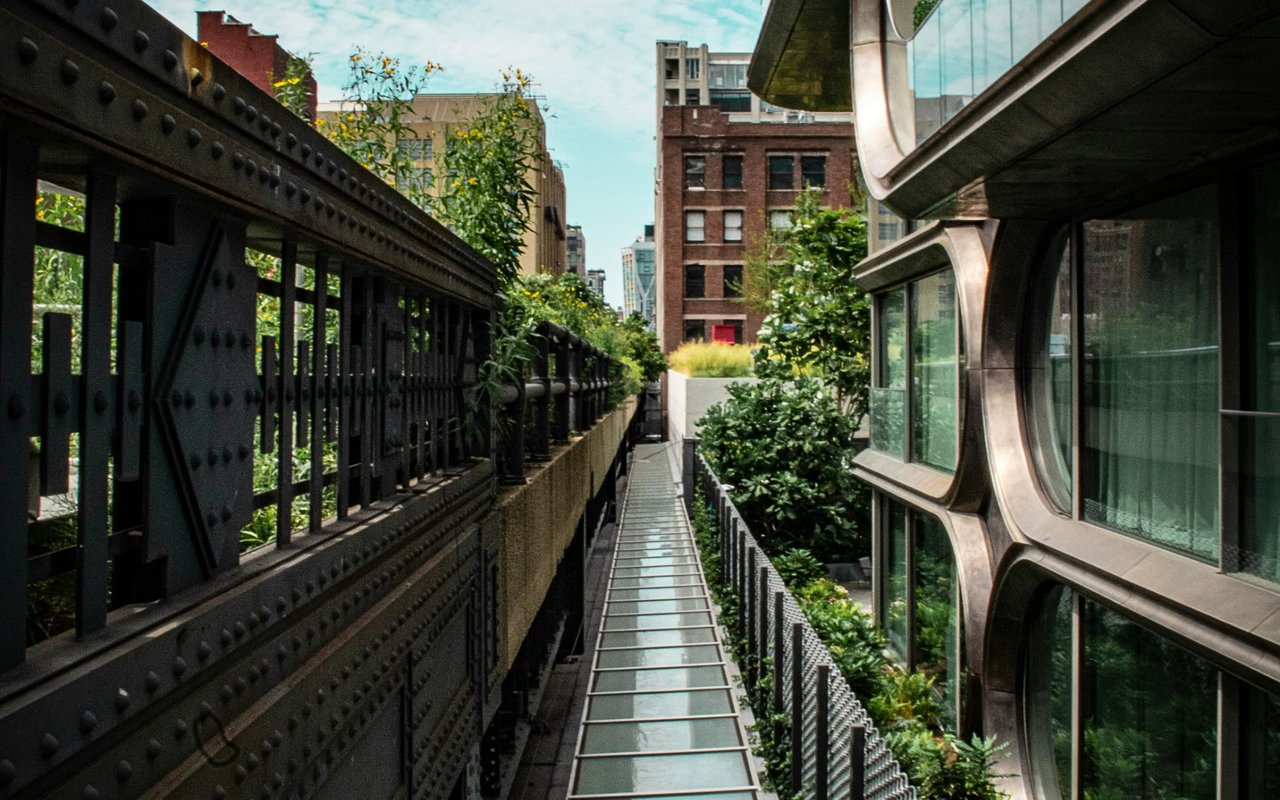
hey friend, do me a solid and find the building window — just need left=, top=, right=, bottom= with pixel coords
left=685, top=211, right=705, bottom=242
left=684, top=264, right=705, bottom=298
left=723, top=265, right=743, bottom=299
left=1026, top=586, right=1220, bottom=800
left=686, top=89, right=700, bottom=106
left=801, top=155, right=826, bottom=188
left=684, top=155, right=706, bottom=190
left=664, top=88, right=679, bottom=106
left=769, top=209, right=792, bottom=230
left=683, top=319, right=705, bottom=343
left=726, top=320, right=744, bottom=344
left=877, top=496, right=960, bottom=727
left=722, top=155, right=743, bottom=190
left=664, top=58, right=679, bottom=80
left=1028, top=184, right=1220, bottom=563
left=869, top=270, right=959, bottom=472
left=710, top=90, right=752, bottom=112
left=397, top=137, right=432, bottom=162
left=707, top=62, right=747, bottom=88
left=686, top=58, right=700, bottom=80
left=723, top=211, right=743, bottom=243
left=768, top=155, right=794, bottom=190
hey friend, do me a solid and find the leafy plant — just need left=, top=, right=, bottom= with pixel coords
left=698, top=378, right=868, bottom=562
left=667, top=342, right=754, bottom=377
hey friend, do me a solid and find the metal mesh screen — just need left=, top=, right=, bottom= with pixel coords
left=700, top=456, right=917, bottom=800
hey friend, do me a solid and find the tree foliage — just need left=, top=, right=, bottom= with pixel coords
left=749, top=188, right=871, bottom=418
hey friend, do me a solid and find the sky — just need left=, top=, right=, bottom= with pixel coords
left=149, top=0, right=770, bottom=309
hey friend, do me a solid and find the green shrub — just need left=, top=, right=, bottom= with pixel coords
left=667, top=342, right=754, bottom=377
left=773, top=548, right=826, bottom=588
left=698, top=378, right=868, bottom=561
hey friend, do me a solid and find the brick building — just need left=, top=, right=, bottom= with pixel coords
left=654, top=92, right=855, bottom=351
left=197, top=11, right=317, bottom=120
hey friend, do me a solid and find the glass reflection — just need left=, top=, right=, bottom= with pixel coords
left=912, top=271, right=958, bottom=472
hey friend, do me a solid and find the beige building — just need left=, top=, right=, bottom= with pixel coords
left=318, top=93, right=568, bottom=276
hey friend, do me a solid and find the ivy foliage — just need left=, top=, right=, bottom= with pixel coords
left=697, top=378, right=869, bottom=561
left=749, top=188, right=871, bottom=419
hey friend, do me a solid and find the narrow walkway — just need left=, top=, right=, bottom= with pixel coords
left=566, top=443, right=761, bottom=799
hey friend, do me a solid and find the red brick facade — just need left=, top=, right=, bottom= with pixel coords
left=655, top=105, right=855, bottom=353
left=197, top=11, right=317, bottom=120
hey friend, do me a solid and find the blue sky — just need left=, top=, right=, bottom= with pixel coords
left=149, top=0, right=769, bottom=308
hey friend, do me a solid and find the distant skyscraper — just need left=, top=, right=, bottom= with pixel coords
left=622, top=225, right=657, bottom=329
left=585, top=269, right=606, bottom=298
left=567, top=225, right=585, bottom=275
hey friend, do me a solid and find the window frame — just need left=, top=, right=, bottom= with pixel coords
left=723, top=210, right=743, bottom=243
left=801, top=155, right=827, bottom=188
left=870, top=267, right=962, bottom=473
left=684, top=210, right=705, bottom=243
left=683, top=318, right=705, bottom=343
left=684, top=155, right=706, bottom=190
left=722, top=265, right=743, bottom=299
left=722, top=155, right=743, bottom=190
left=768, top=155, right=795, bottom=190
left=684, top=263, right=705, bottom=298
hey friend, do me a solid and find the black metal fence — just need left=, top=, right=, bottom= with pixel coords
left=496, top=319, right=616, bottom=484
left=695, top=454, right=918, bottom=800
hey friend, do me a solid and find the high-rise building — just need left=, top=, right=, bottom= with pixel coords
left=317, top=94, right=568, bottom=276
left=622, top=225, right=657, bottom=328
left=654, top=42, right=855, bottom=351
left=752, top=0, right=1280, bottom=796
left=198, top=11, right=317, bottom=120
left=567, top=225, right=585, bottom=275
left=585, top=269, right=605, bottom=298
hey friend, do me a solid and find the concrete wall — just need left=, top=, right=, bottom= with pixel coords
left=495, top=398, right=636, bottom=673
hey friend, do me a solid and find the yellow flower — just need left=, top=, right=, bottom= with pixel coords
left=467, top=177, right=478, bottom=186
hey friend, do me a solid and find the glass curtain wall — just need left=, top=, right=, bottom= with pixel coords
left=1028, top=587, right=1226, bottom=799
left=1244, top=166, right=1280, bottom=582
left=878, top=496, right=960, bottom=725
left=870, top=270, right=959, bottom=472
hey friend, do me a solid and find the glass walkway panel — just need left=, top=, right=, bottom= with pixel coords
left=568, top=444, right=761, bottom=799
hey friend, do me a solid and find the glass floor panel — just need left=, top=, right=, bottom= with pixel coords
left=573, top=752, right=752, bottom=795
left=611, top=577, right=704, bottom=589
left=581, top=718, right=742, bottom=754
left=573, top=793, right=756, bottom=800
left=592, top=666, right=728, bottom=692
left=600, top=628, right=717, bottom=649
left=608, top=599, right=709, bottom=614
left=603, top=612, right=714, bottom=630
left=613, top=567, right=702, bottom=579
left=587, top=689, right=734, bottom=720
left=596, top=644, right=720, bottom=668
left=615, top=556, right=701, bottom=568
left=609, top=586, right=706, bottom=601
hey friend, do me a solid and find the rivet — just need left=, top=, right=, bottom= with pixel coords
left=146, top=738, right=161, bottom=760
left=17, top=38, right=39, bottom=66
left=213, top=785, right=226, bottom=799
left=173, top=718, right=188, bottom=739
left=258, top=114, right=270, bottom=133
left=271, top=122, right=282, bottom=138
left=189, top=68, right=203, bottom=87
left=187, top=128, right=202, bottom=148
left=82, top=785, right=99, bottom=800
left=114, top=688, right=130, bottom=712
left=300, top=143, right=312, bottom=159
left=234, top=621, right=247, bottom=639
left=221, top=503, right=232, bottom=522
left=285, top=182, right=296, bottom=198
left=172, top=656, right=187, bottom=677
left=246, top=753, right=260, bottom=769
left=231, top=153, right=244, bottom=170
left=93, top=390, right=108, bottom=413
left=197, top=641, right=212, bottom=660
left=132, top=30, right=148, bottom=52
left=40, top=732, right=60, bottom=759
left=80, top=710, right=98, bottom=733
left=233, top=765, right=247, bottom=783
left=161, top=114, right=176, bottom=134
left=212, top=83, right=225, bottom=102
left=61, top=59, right=80, bottom=85
left=116, top=760, right=132, bottom=783
left=285, top=133, right=297, bottom=149
left=145, top=671, right=161, bottom=692
left=220, top=684, right=233, bottom=702
left=8, top=395, right=25, bottom=420
left=245, top=105, right=257, bottom=122
left=245, top=159, right=256, bottom=177
left=211, top=141, right=224, bottom=159
left=132, top=99, right=148, bottom=120
left=162, top=50, right=177, bottom=71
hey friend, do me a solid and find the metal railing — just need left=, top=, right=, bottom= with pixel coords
left=695, top=454, right=918, bottom=800
left=496, top=319, right=617, bottom=484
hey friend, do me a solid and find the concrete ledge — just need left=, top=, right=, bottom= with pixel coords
left=494, top=398, right=637, bottom=674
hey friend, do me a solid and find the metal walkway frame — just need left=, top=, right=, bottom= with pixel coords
left=567, top=444, right=762, bottom=799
